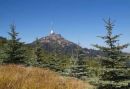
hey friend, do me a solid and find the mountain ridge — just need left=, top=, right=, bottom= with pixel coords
left=31, top=31, right=103, bottom=57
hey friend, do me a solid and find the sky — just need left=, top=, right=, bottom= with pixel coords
left=0, top=0, right=130, bottom=52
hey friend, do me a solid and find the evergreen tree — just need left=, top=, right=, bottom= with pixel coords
left=24, top=46, right=37, bottom=66
left=34, top=38, right=43, bottom=65
left=93, top=18, right=129, bottom=89
left=0, top=37, right=7, bottom=64
left=70, top=44, right=88, bottom=79
left=0, top=45, right=5, bottom=64
left=3, top=24, right=25, bottom=64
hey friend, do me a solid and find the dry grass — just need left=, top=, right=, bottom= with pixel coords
left=0, top=64, right=93, bottom=89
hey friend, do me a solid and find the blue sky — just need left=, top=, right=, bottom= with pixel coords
left=0, top=0, right=130, bottom=52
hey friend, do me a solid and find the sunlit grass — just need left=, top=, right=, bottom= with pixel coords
left=0, top=64, right=94, bottom=89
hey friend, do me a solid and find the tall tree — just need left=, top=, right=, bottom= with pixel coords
left=70, top=44, right=88, bottom=79
left=34, top=38, right=43, bottom=64
left=0, top=37, right=7, bottom=64
left=93, top=18, right=129, bottom=89
left=3, top=24, right=25, bottom=64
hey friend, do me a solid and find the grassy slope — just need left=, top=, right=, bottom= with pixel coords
left=0, top=65, right=93, bottom=89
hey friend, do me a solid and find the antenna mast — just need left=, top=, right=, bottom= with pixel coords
left=50, top=21, right=54, bottom=34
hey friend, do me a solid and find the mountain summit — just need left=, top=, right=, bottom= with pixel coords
left=39, top=31, right=74, bottom=47
left=31, top=31, right=81, bottom=56
left=31, top=31, right=103, bottom=57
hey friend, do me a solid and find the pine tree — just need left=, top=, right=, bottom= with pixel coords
left=93, top=18, right=129, bottom=89
left=24, top=46, right=36, bottom=66
left=0, top=45, right=5, bottom=64
left=4, top=24, right=25, bottom=64
left=70, top=44, right=88, bottom=79
left=34, top=38, right=43, bottom=65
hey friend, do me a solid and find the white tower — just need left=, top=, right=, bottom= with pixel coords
left=50, top=21, right=55, bottom=34
left=50, top=30, right=54, bottom=34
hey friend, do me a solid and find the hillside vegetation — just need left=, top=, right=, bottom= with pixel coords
left=0, top=65, right=93, bottom=89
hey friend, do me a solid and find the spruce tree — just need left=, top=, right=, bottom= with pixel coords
left=4, top=24, right=25, bottom=64
left=0, top=45, right=5, bottom=64
left=93, top=18, right=129, bottom=89
left=70, top=45, right=88, bottom=79
left=34, top=38, right=43, bottom=65
left=24, top=46, right=36, bottom=66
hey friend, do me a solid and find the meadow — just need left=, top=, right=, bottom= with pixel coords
left=0, top=64, right=94, bottom=89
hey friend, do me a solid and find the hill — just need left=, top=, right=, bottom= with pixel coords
left=0, top=64, right=94, bottom=89
left=0, top=36, right=7, bottom=46
left=31, top=31, right=103, bottom=57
